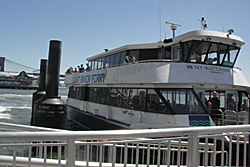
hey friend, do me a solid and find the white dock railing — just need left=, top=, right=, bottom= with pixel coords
left=0, top=123, right=250, bottom=167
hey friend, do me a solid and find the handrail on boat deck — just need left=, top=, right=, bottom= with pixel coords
left=65, top=59, right=172, bottom=75
left=209, top=109, right=249, bottom=126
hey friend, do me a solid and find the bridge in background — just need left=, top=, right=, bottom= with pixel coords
left=0, top=57, right=65, bottom=77
left=0, top=57, right=65, bottom=89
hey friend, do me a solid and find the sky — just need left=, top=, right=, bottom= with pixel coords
left=0, top=0, right=250, bottom=81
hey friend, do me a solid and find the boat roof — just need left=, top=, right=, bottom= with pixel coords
left=87, top=30, right=245, bottom=61
left=87, top=42, right=164, bottom=61
left=173, top=30, right=245, bottom=46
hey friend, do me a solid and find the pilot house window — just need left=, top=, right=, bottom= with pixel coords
left=182, top=40, right=240, bottom=67
left=171, top=45, right=180, bottom=61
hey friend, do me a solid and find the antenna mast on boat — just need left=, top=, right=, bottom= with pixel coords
left=200, top=17, right=207, bottom=30
left=165, top=21, right=181, bottom=38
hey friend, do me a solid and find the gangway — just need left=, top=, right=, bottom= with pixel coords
left=0, top=122, right=249, bottom=167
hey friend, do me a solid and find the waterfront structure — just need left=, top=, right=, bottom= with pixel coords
left=0, top=71, right=38, bottom=89
left=65, top=23, right=250, bottom=130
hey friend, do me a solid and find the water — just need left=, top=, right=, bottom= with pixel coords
left=0, top=88, right=68, bottom=125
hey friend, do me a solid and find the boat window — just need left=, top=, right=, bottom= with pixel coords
left=88, top=87, right=93, bottom=101
left=108, top=88, right=146, bottom=110
left=88, top=61, right=92, bottom=70
left=226, top=92, right=237, bottom=111
left=105, top=56, right=110, bottom=68
left=120, top=51, right=126, bottom=64
left=79, top=87, right=208, bottom=115
left=76, top=87, right=82, bottom=100
left=183, top=40, right=240, bottom=67
left=97, top=58, right=102, bottom=69
left=160, top=89, right=207, bottom=114
left=238, top=91, right=249, bottom=111
left=185, top=41, right=210, bottom=63
left=171, top=44, right=180, bottom=61
left=129, top=89, right=146, bottom=110
left=128, top=50, right=139, bottom=62
left=115, top=53, right=121, bottom=66
left=146, top=89, right=171, bottom=113
left=182, top=41, right=193, bottom=61
left=94, top=60, right=98, bottom=70
left=68, top=87, right=86, bottom=100
left=93, top=88, right=101, bottom=103
left=92, top=60, right=95, bottom=70
left=163, top=47, right=171, bottom=59
left=110, top=54, right=116, bottom=67
left=68, top=87, right=76, bottom=98
left=110, top=88, right=118, bottom=106
left=139, top=49, right=158, bottom=61
left=222, top=46, right=239, bottom=67
left=101, top=57, right=106, bottom=69
left=204, top=91, right=225, bottom=111
left=104, top=88, right=111, bottom=105
left=117, top=88, right=130, bottom=108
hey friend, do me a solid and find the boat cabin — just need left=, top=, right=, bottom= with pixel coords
left=86, top=30, right=244, bottom=71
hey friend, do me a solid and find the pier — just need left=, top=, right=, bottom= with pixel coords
left=0, top=122, right=249, bottom=167
left=0, top=71, right=38, bottom=90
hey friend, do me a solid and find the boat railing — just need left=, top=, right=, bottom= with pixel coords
left=210, top=109, right=249, bottom=126
left=134, top=59, right=172, bottom=64
left=66, top=59, right=172, bottom=75
left=223, top=110, right=238, bottom=125
left=0, top=124, right=249, bottom=167
left=210, top=109, right=223, bottom=125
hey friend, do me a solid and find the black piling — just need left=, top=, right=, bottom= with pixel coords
left=31, top=59, right=47, bottom=125
left=33, top=40, right=67, bottom=129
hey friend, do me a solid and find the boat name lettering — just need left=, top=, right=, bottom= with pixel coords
left=91, top=73, right=106, bottom=83
left=187, top=65, right=230, bottom=73
left=72, top=73, right=107, bottom=84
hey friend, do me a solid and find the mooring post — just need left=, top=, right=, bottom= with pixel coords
left=31, top=59, right=47, bottom=125
left=33, top=40, right=67, bottom=129
left=46, top=41, right=61, bottom=97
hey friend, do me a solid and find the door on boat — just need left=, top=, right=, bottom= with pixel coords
left=225, top=91, right=237, bottom=111
left=203, top=90, right=225, bottom=111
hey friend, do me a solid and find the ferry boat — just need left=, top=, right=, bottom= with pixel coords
left=65, top=20, right=250, bottom=130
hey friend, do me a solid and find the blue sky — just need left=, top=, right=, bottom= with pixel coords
left=0, top=0, right=250, bottom=81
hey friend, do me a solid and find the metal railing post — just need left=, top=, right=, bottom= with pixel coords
left=66, top=138, right=76, bottom=167
left=187, top=133, right=199, bottom=167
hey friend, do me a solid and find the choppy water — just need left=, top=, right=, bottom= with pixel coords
left=0, top=88, right=68, bottom=125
